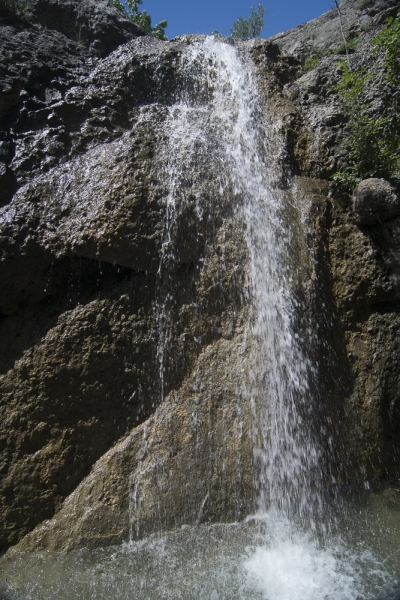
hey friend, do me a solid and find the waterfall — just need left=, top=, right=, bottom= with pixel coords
left=1, top=35, right=399, bottom=600
left=146, top=36, right=400, bottom=599
left=158, top=36, right=322, bottom=518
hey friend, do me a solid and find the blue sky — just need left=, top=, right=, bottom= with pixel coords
left=143, top=1, right=334, bottom=39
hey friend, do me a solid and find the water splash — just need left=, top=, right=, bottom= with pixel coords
left=2, top=504, right=399, bottom=599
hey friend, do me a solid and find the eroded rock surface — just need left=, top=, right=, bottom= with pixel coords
left=1, top=0, right=399, bottom=555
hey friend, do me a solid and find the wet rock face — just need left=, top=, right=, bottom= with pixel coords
left=262, top=0, right=400, bottom=483
left=0, top=0, right=146, bottom=207
left=0, top=3, right=179, bottom=550
left=0, top=7, right=250, bottom=551
left=1, top=0, right=400, bottom=555
left=326, top=201, right=400, bottom=479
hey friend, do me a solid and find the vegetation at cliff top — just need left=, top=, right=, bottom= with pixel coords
left=354, top=0, right=374, bottom=9
left=332, top=10, right=400, bottom=195
left=0, top=0, right=27, bottom=18
left=373, top=9, right=400, bottom=86
left=109, top=0, right=168, bottom=40
left=230, top=4, right=265, bottom=40
left=302, top=38, right=358, bottom=72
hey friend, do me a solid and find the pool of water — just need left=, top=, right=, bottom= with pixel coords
left=1, top=489, right=399, bottom=600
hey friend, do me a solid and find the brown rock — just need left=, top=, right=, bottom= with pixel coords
left=1, top=0, right=400, bottom=558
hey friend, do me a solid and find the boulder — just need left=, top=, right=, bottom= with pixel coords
left=352, top=178, right=400, bottom=225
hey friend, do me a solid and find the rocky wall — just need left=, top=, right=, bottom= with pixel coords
left=0, top=0, right=399, bottom=555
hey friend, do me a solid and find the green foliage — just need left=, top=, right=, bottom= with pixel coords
left=301, top=38, right=359, bottom=75
left=373, top=10, right=400, bottom=86
left=0, top=0, right=27, bottom=19
left=302, top=54, right=321, bottom=72
left=335, top=37, right=357, bottom=54
left=325, top=37, right=358, bottom=56
left=230, top=4, right=265, bottom=40
left=332, top=60, right=400, bottom=194
left=335, top=60, right=369, bottom=110
left=151, top=19, right=168, bottom=41
left=109, top=0, right=125, bottom=11
left=331, top=170, right=360, bottom=194
left=109, top=0, right=168, bottom=40
left=354, top=0, right=374, bottom=9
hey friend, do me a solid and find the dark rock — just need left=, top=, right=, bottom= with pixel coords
left=0, top=0, right=147, bottom=208
left=2, top=0, right=146, bottom=58
left=0, top=163, right=17, bottom=207
left=25, top=0, right=145, bottom=57
left=352, top=178, right=400, bottom=225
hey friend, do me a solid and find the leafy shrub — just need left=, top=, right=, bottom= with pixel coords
left=302, top=55, right=321, bottom=72
left=331, top=170, right=360, bottom=194
left=109, top=0, right=168, bottom=40
left=0, top=0, right=26, bottom=18
left=373, top=10, right=400, bottom=86
left=230, top=4, right=265, bottom=40
left=325, top=37, right=358, bottom=56
left=332, top=60, right=400, bottom=194
left=331, top=11, right=400, bottom=194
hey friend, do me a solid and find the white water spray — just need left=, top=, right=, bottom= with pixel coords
left=158, top=36, right=322, bottom=516
left=153, top=36, right=399, bottom=599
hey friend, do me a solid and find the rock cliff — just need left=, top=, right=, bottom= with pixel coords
left=0, top=0, right=399, bottom=555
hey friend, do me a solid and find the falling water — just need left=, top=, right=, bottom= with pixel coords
left=1, top=36, right=400, bottom=600
left=157, top=35, right=322, bottom=517
left=134, top=36, right=400, bottom=598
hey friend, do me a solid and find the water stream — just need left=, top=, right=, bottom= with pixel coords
left=1, top=36, right=399, bottom=600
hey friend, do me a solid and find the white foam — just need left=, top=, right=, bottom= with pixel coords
left=245, top=537, right=360, bottom=600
